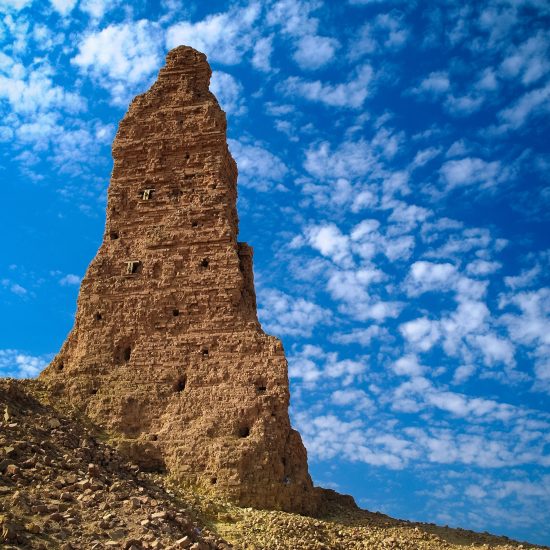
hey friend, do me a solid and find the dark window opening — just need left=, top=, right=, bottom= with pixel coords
left=57, top=362, right=64, bottom=372
left=201, top=259, right=209, bottom=268
left=127, top=261, right=140, bottom=274
left=90, top=388, right=98, bottom=395
left=110, top=231, right=119, bottom=240
left=257, top=385, right=267, bottom=393
left=173, top=309, right=179, bottom=317
left=238, top=427, right=250, bottom=438
left=173, top=376, right=186, bottom=392
left=192, top=221, right=198, bottom=228
left=150, top=434, right=158, bottom=441
left=123, top=346, right=131, bottom=362
left=201, top=348, right=209, bottom=356
left=210, top=477, right=217, bottom=485
left=185, top=153, right=190, bottom=160
left=94, top=312, right=102, bottom=321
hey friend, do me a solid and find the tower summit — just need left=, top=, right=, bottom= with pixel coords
left=41, top=46, right=320, bottom=514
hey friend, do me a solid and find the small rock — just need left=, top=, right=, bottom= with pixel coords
left=48, top=418, right=61, bottom=429
left=5, top=463, right=20, bottom=476
left=88, top=463, right=100, bottom=477
left=0, top=459, right=15, bottom=473
left=109, top=528, right=126, bottom=540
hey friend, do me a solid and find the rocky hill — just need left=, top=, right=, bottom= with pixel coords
left=1, top=379, right=546, bottom=549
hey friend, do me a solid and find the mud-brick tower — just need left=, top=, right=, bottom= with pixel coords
left=41, top=46, right=320, bottom=514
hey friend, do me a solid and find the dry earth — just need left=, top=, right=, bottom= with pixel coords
left=1, top=378, right=547, bottom=550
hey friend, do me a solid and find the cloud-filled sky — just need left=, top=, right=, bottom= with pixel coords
left=1, top=0, right=549, bottom=544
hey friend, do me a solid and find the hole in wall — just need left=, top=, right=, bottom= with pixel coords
left=90, top=388, right=98, bottom=395
left=57, top=362, right=64, bottom=372
left=173, top=376, right=186, bottom=392
left=110, top=231, right=119, bottom=240
left=173, top=309, right=179, bottom=317
left=94, top=312, right=102, bottom=321
left=201, top=348, right=209, bottom=357
left=115, top=344, right=132, bottom=364
left=210, top=477, right=217, bottom=485
left=192, top=221, right=198, bottom=227
left=185, top=153, right=190, bottom=160
left=201, top=259, right=209, bottom=268
left=257, top=385, right=267, bottom=393
left=238, top=427, right=250, bottom=438
left=127, top=261, right=141, bottom=274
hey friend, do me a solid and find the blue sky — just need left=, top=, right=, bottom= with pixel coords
left=1, top=0, right=549, bottom=544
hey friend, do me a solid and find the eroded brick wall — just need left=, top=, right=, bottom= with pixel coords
left=41, top=46, right=320, bottom=514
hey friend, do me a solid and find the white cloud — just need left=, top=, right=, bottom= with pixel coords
left=0, top=0, right=32, bottom=11
left=504, top=266, right=541, bottom=290
left=392, top=355, right=425, bottom=377
left=252, top=35, right=274, bottom=72
left=266, top=0, right=320, bottom=37
left=228, top=139, right=287, bottom=191
left=1, top=278, right=28, bottom=296
left=0, top=349, right=50, bottom=378
left=499, top=31, right=550, bottom=86
left=331, top=325, right=386, bottom=346
left=59, top=273, right=81, bottom=286
left=293, top=34, right=340, bottom=70
left=289, top=346, right=367, bottom=387
left=474, top=334, right=515, bottom=367
left=497, top=84, right=550, bottom=131
left=72, top=20, right=163, bottom=105
left=304, top=139, right=378, bottom=180
left=210, top=71, right=246, bottom=115
left=413, top=71, right=450, bottom=95
left=439, top=157, right=503, bottom=191
left=500, top=288, right=550, bottom=391
left=406, top=261, right=457, bottom=296
left=0, top=57, right=85, bottom=115
left=49, top=0, right=77, bottom=16
left=400, top=317, right=440, bottom=352
left=166, top=4, right=260, bottom=65
left=351, top=13, right=409, bottom=58
left=466, top=259, right=502, bottom=276
left=282, top=64, right=373, bottom=109
left=79, top=0, right=118, bottom=19
left=257, top=288, right=330, bottom=337
left=305, top=224, right=351, bottom=266
left=331, top=389, right=374, bottom=412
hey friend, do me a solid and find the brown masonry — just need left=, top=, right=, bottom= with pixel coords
left=40, top=46, right=322, bottom=514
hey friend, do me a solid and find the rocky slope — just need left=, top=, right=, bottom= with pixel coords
left=1, top=378, right=546, bottom=550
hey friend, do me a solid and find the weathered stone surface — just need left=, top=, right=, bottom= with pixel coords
left=40, top=45, right=319, bottom=514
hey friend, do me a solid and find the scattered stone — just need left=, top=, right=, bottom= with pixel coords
left=47, top=418, right=61, bottom=429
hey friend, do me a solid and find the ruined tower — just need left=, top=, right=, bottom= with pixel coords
left=41, top=46, right=320, bottom=514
